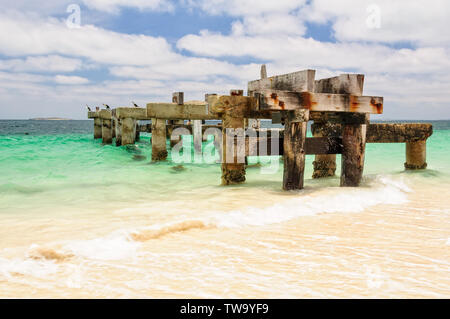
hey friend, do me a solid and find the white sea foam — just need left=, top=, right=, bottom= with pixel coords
left=63, top=231, right=141, bottom=261
left=209, top=175, right=410, bottom=228
left=0, top=256, right=59, bottom=279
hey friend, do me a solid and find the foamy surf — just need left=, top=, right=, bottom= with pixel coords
left=207, top=175, right=410, bottom=228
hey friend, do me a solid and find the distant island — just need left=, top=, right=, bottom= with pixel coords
left=29, top=117, right=72, bottom=121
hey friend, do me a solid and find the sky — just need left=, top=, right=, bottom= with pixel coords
left=0, top=0, right=449, bottom=120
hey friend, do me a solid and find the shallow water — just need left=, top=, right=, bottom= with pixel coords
left=0, top=120, right=449, bottom=298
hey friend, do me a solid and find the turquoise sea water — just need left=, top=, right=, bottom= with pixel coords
left=0, top=119, right=449, bottom=298
left=0, top=120, right=449, bottom=217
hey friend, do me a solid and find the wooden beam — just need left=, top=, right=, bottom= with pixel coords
left=147, top=102, right=217, bottom=120
left=367, top=123, right=432, bottom=143
left=248, top=69, right=315, bottom=94
left=314, top=74, right=364, bottom=96
left=87, top=111, right=98, bottom=119
left=257, top=90, right=383, bottom=114
left=115, top=107, right=147, bottom=120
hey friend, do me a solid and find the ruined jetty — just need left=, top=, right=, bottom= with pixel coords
left=87, top=67, right=433, bottom=190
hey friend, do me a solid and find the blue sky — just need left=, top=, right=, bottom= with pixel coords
left=0, top=0, right=448, bottom=120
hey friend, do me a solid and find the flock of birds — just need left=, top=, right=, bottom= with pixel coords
left=86, top=102, right=140, bottom=112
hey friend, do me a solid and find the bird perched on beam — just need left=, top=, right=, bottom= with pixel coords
left=132, top=101, right=139, bottom=108
left=86, top=104, right=92, bottom=112
left=103, top=104, right=111, bottom=110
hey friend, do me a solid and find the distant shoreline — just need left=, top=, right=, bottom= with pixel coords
left=29, top=118, right=72, bottom=121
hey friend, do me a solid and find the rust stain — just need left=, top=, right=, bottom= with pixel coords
left=279, top=101, right=285, bottom=109
left=370, top=98, right=383, bottom=114
left=301, top=92, right=316, bottom=110
left=349, top=95, right=360, bottom=112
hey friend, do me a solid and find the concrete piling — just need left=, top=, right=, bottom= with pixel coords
left=340, top=123, right=366, bottom=187
left=86, top=67, right=434, bottom=191
left=122, top=118, right=136, bottom=146
left=282, top=110, right=309, bottom=190
left=222, top=114, right=246, bottom=185
left=151, top=118, right=168, bottom=161
left=115, top=118, right=122, bottom=146
left=99, top=110, right=113, bottom=144
left=94, top=118, right=102, bottom=139
left=405, top=140, right=427, bottom=169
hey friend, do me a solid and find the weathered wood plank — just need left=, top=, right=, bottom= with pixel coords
left=147, top=102, right=217, bottom=120
left=314, top=74, right=364, bottom=96
left=247, top=136, right=342, bottom=156
left=87, top=111, right=98, bottom=119
left=258, top=90, right=383, bottom=114
left=248, top=69, right=315, bottom=94
left=115, top=107, right=148, bottom=120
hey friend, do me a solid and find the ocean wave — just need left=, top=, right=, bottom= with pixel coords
left=1, top=175, right=412, bottom=266
left=130, top=220, right=211, bottom=242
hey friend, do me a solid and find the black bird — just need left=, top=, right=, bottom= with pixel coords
left=132, top=101, right=139, bottom=108
left=86, top=104, right=92, bottom=112
left=103, top=104, right=111, bottom=110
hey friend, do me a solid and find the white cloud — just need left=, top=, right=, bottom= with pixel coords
left=303, top=0, right=450, bottom=46
left=54, top=75, right=89, bottom=85
left=0, top=1, right=449, bottom=120
left=184, top=0, right=306, bottom=17
left=0, top=11, right=177, bottom=66
left=81, top=0, right=175, bottom=14
left=0, top=55, right=83, bottom=73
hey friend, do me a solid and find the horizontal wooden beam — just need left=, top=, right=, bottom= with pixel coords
left=87, top=111, right=99, bottom=119
left=147, top=102, right=218, bottom=120
left=246, top=136, right=342, bottom=156
left=115, top=107, right=148, bottom=120
left=314, top=74, right=364, bottom=96
left=257, top=90, right=383, bottom=114
left=248, top=69, right=316, bottom=94
left=367, top=123, right=433, bottom=143
left=98, top=109, right=112, bottom=120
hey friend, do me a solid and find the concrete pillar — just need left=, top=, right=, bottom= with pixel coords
left=170, top=120, right=184, bottom=147
left=222, top=114, right=246, bottom=185
left=112, top=118, right=116, bottom=139
left=94, top=118, right=102, bottom=139
left=135, top=121, right=140, bottom=142
left=341, top=124, right=367, bottom=187
left=405, top=140, right=427, bottom=169
left=193, top=120, right=202, bottom=158
left=283, top=110, right=309, bottom=190
left=151, top=118, right=167, bottom=161
left=101, top=119, right=112, bottom=144
left=122, top=117, right=136, bottom=146
left=311, top=122, right=341, bottom=178
left=115, top=118, right=122, bottom=146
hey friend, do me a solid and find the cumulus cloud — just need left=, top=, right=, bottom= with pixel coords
left=303, top=0, right=450, bottom=46
left=0, top=55, right=84, bottom=73
left=54, top=75, right=89, bottom=85
left=81, top=0, right=175, bottom=14
left=0, top=1, right=449, bottom=120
